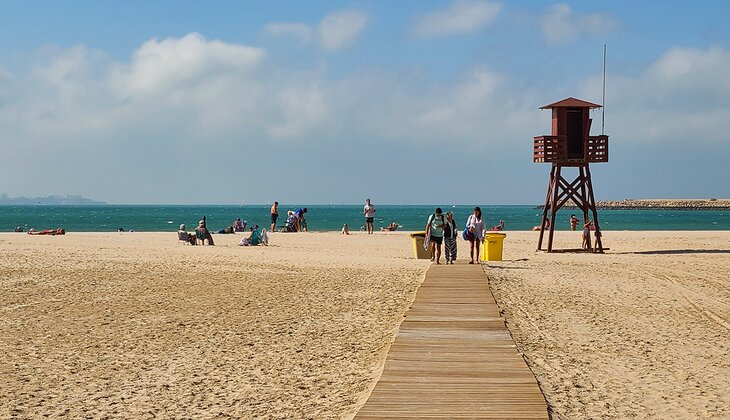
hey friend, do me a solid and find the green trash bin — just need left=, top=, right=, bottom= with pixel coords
left=410, top=231, right=431, bottom=259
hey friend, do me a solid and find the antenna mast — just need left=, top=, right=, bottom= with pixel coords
left=602, top=44, right=606, bottom=135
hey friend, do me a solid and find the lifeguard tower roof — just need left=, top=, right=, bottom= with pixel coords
left=539, top=97, right=602, bottom=110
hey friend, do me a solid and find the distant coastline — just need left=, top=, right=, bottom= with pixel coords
left=0, top=194, right=106, bottom=206
left=550, top=199, right=730, bottom=211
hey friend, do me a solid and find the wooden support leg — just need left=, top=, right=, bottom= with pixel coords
left=579, top=166, right=590, bottom=223
left=585, top=165, right=604, bottom=253
left=537, top=166, right=555, bottom=251
left=547, top=166, right=561, bottom=253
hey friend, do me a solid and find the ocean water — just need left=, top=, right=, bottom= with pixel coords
left=1, top=205, right=729, bottom=232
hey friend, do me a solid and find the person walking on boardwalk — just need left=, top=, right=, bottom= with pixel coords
left=426, top=208, right=446, bottom=264
left=443, top=211, right=458, bottom=264
left=363, top=198, right=376, bottom=234
left=465, top=207, right=485, bottom=264
left=270, top=202, right=279, bottom=232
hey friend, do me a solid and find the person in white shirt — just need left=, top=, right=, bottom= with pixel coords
left=363, top=198, right=376, bottom=234
left=465, top=207, right=486, bottom=264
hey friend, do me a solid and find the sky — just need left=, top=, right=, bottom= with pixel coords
left=1, top=0, right=728, bottom=204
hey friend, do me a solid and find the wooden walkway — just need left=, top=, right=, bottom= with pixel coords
left=356, top=262, right=548, bottom=419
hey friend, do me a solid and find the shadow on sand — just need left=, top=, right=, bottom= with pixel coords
left=619, top=249, right=730, bottom=255
left=483, top=265, right=529, bottom=270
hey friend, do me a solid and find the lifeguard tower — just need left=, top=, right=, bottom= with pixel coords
left=533, top=97, right=608, bottom=252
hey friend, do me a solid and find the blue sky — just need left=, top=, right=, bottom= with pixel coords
left=1, top=1, right=728, bottom=204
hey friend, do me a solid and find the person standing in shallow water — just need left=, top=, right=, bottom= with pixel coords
left=363, top=198, right=376, bottom=235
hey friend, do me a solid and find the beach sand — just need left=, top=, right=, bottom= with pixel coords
left=0, top=232, right=429, bottom=418
left=489, top=231, right=730, bottom=419
left=1, top=230, right=729, bottom=418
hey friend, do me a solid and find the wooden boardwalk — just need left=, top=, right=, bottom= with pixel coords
left=356, top=262, right=548, bottom=419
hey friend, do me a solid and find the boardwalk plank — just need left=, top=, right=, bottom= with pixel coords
left=354, top=262, right=548, bottom=419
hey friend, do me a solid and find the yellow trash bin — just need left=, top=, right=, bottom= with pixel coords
left=482, top=233, right=506, bottom=261
left=410, top=231, right=431, bottom=259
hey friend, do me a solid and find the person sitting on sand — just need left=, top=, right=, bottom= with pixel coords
left=342, top=224, right=350, bottom=235
left=28, top=228, right=65, bottom=235
left=284, top=211, right=298, bottom=232
left=380, top=222, right=399, bottom=232
left=233, top=218, right=246, bottom=232
left=195, top=220, right=215, bottom=245
left=490, top=220, right=505, bottom=231
left=582, top=220, right=593, bottom=251
left=239, top=226, right=268, bottom=246
left=533, top=219, right=550, bottom=231
left=178, top=224, right=197, bottom=245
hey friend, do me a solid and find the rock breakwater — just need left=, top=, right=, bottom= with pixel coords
left=557, top=199, right=730, bottom=210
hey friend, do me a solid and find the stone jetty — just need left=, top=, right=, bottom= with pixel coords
left=558, top=199, right=730, bottom=210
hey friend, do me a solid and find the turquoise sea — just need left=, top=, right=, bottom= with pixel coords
left=1, top=205, right=729, bottom=232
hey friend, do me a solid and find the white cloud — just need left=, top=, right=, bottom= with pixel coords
left=109, top=32, right=264, bottom=99
left=541, top=3, right=616, bottom=43
left=411, top=0, right=502, bottom=38
left=263, top=23, right=312, bottom=44
left=0, top=33, right=331, bottom=146
left=578, top=46, right=730, bottom=143
left=316, top=10, right=369, bottom=51
left=262, top=10, right=368, bottom=52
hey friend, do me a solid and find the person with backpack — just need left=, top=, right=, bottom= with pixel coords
left=425, top=207, right=446, bottom=264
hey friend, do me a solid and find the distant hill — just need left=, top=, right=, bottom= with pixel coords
left=0, top=194, right=106, bottom=205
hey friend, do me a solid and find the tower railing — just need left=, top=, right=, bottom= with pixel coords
left=586, top=135, right=609, bottom=162
left=533, top=135, right=566, bottom=162
left=533, top=135, right=609, bottom=163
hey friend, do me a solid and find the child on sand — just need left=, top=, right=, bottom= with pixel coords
left=341, top=224, right=350, bottom=235
left=582, top=220, right=593, bottom=251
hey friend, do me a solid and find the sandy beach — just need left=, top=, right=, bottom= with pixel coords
left=1, top=230, right=729, bottom=418
left=490, top=231, right=730, bottom=419
left=0, top=232, right=429, bottom=418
